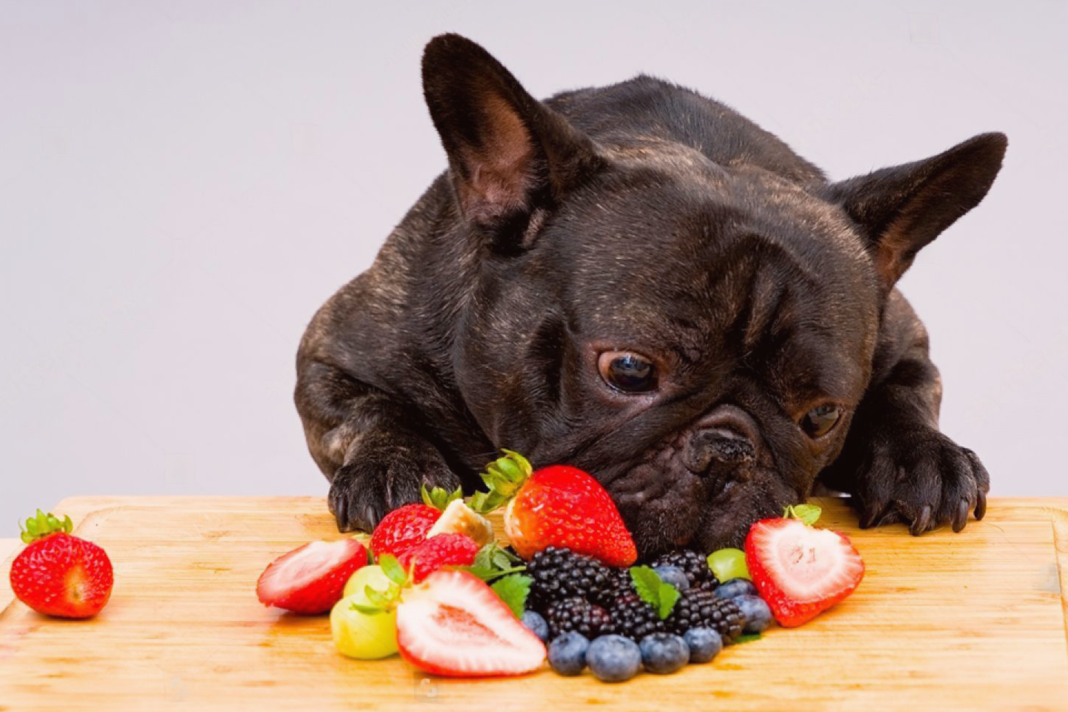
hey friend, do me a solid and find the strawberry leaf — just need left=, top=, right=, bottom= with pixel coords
left=462, top=543, right=527, bottom=582
left=784, top=503, right=822, bottom=526
left=379, top=554, right=407, bottom=586
left=490, top=574, right=531, bottom=619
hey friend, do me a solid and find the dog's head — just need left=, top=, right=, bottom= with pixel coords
left=423, top=35, right=1006, bottom=555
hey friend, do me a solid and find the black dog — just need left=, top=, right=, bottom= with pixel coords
left=295, top=34, right=1004, bottom=556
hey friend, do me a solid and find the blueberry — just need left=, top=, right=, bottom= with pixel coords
left=548, top=631, right=589, bottom=676
left=652, top=565, right=690, bottom=591
left=639, top=633, right=690, bottom=674
left=522, top=610, right=549, bottom=643
left=714, top=578, right=759, bottom=599
left=734, top=594, right=773, bottom=633
left=683, top=627, right=723, bottom=663
left=586, top=634, right=642, bottom=683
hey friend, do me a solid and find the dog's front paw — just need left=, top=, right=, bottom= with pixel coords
left=854, top=426, right=989, bottom=535
left=327, top=433, right=461, bottom=533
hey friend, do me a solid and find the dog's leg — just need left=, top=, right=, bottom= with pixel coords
left=820, top=292, right=989, bottom=534
left=295, top=359, right=461, bottom=533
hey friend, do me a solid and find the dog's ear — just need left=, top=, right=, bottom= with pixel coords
left=826, top=132, right=1007, bottom=288
left=422, top=34, right=603, bottom=248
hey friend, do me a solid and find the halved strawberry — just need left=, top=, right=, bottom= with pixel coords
left=397, top=533, right=480, bottom=583
left=745, top=511, right=864, bottom=627
left=256, top=538, right=367, bottom=614
left=369, top=485, right=463, bottom=559
left=396, top=569, right=545, bottom=677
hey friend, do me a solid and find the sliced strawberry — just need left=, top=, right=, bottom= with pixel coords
left=369, top=504, right=441, bottom=559
left=256, top=538, right=367, bottom=614
left=504, top=465, right=637, bottom=566
left=397, top=533, right=479, bottom=583
left=396, top=569, right=546, bottom=677
left=745, top=517, right=864, bottom=627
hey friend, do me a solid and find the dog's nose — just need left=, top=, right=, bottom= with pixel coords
left=681, top=404, right=760, bottom=475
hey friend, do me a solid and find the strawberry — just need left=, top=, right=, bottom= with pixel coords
left=471, top=451, right=637, bottom=566
left=10, top=510, right=114, bottom=619
left=745, top=504, right=865, bottom=627
left=395, top=569, right=546, bottom=677
left=256, top=538, right=367, bottom=614
left=397, top=533, right=480, bottom=583
left=369, top=485, right=462, bottom=559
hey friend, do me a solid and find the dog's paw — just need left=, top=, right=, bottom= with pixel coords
left=854, top=426, right=989, bottom=535
left=327, top=434, right=461, bottom=533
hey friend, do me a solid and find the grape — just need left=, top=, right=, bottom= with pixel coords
left=707, top=548, right=750, bottom=582
left=343, top=565, right=393, bottom=599
left=331, top=593, right=398, bottom=660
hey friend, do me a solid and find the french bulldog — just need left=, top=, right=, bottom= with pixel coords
left=295, top=34, right=1005, bottom=557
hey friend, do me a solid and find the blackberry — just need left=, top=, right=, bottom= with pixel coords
left=608, top=592, right=664, bottom=641
left=651, top=550, right=718, bottom=590
left=545, top=597, right=614, bottom=639
left=665, top=588, right=745, bottom=642
left=527, top=547, right=612, bottom=612
left=591, top=567, right=634, bottom=606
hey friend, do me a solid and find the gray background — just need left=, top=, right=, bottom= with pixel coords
left=2, top=1, right=1065, bottom=526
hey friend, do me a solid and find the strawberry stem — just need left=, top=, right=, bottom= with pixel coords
left=469, top=450, right=533, bottom=514
left=18, top=510, right=73, bottom=544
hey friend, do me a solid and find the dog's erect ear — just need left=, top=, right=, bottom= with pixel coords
left=422, top=34, right=603, bottom=243
left=826, top=132, right=1007, bottom=288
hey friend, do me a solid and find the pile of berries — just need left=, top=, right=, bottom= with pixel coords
left=520, top=546, right=773, bottom=681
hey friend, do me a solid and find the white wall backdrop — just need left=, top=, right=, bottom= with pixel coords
left=2, top=0, right=1065, bottom=525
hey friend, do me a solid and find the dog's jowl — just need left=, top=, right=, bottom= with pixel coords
left=295, top=34, right=1005, bottom=557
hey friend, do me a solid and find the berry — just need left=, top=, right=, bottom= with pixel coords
left=735, top=594, right=773, bottom=633
left=652, top=550, right=716, bottom=590
left=395, top=569, right=546, bottom=677
left=527, top=546, right=612, bottom=611
left=586, top=635, right=642, bottom=683
left=397, top=533, right=479, bottom=583
left=256, top=538, right=368, bottom=615
left=665, top=588, right=745, bottom=642
left=593, top=567, right=635, bottom=605
left=471, top=451, right=638, bottom=566
left=331, top=592, right=398, bottom=659
left=10, top=511, right=113, bottom=619
left=545, top=597, right=614, bottom=639
left=683, top=627, right=723, bottom=663
left=652, top=565, right=689, bottom=591
left=745, top=515, right=864, bottom=627
left=607, top=592, right=663, bottom=641
left=548, top=631, right=590, bottom=676
left=370, top=504, right=441, bottom=559
left=707, top=548, right=750, bottom=583
left=522, top=610, right=550, bottom=643
left=639, top=633, right=690, bottom=674
left=714, top=578, right=759, bottom=600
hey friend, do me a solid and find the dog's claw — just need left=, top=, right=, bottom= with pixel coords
left=975, top=490, right=987, bottom=521
left=952, top=499, right=969, bottom=533
left=910, top=505, right=932, bottom=536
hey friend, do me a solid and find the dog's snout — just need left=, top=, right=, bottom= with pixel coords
left=681, top=404, right=761, bottom=475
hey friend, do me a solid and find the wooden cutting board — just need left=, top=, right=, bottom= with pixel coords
left=1, top=496, right=1066, bottom=711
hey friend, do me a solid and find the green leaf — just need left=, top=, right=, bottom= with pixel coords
left=351, top=603, right=385, bottom=615
left=421, top=484, right=463, bottom=511
left=630, top=566, right=661, bottom=608
left=364, top=585, right=390, bottom=608
left=735, top=632, right=763, bottom=644
left=490, top=574, right=531, bottom=619
left=657, top=583, right=680, bottom=619
left=462, top=543, right=526, bottom=582
left=784, top=503, right=822, bottom=526
left=379, top=554, right=407, bottom=586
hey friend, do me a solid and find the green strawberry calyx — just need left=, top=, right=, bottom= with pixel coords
left=469, top=449, right=533, bottom=515
left=349, top=554, right=411, bottom=615
left=420, top=483, right=463, bottom=512
left=18, top=509, right=73, bottom=544
left=783, top=503, right=822, bottom=526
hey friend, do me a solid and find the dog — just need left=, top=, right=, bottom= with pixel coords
left=295, top=34, right=1004, bottom=557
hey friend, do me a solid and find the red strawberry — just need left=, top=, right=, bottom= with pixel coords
left=369, top=485, right=463, bottom=559
left=256, top=538, right=367, bottom=614
left=745, top=509, right=865, bottom=627
left=10, top=510, right=114, bottom=619
left=396, top=569, right=546, bottom=677
left=471, top=451, right=637, bottom=566
left=397, top=533, right=479, bottom=583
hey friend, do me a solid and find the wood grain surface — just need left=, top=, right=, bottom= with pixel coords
left=1, top=496, right=1066, bottom=711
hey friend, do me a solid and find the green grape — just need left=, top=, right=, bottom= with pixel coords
left=707, top=548, right=751, bottom=582
left=343, top=565, right=393, bottom=599
left=331, top=593, right=398, bottom=660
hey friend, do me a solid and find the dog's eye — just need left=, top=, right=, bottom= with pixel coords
left=598, top=351, right=657, bottom=393
left=801, top=403, right=843, bottom=439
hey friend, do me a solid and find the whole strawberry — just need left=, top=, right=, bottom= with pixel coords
left=471, top=451, right=637, bottom=567
left=10, top=510, right=114, bottom=619
left=369, top=485, right=462, bottom=559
